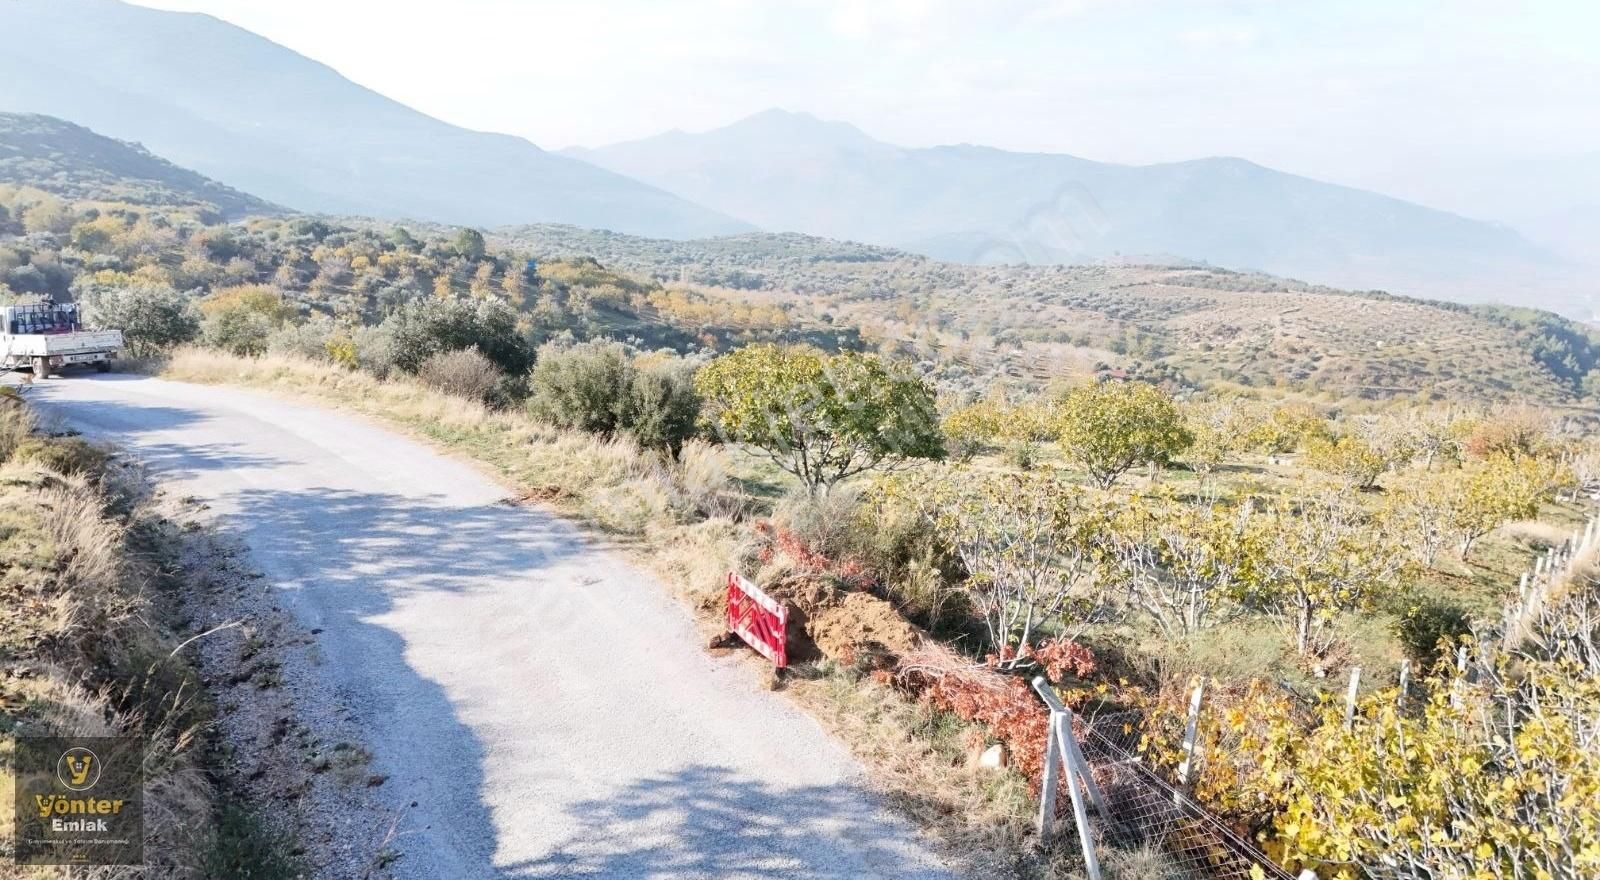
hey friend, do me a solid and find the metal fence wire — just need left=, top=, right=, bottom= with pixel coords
left=1048, top=710, right=1297, bottom=880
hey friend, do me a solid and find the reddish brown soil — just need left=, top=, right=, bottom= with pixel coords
left=761, top=575, right=926, bottom=666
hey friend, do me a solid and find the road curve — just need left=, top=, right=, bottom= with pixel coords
left=31, top=374, right=952, bottom=880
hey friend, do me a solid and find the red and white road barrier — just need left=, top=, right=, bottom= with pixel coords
left=727, top=571, right=788, bottom=669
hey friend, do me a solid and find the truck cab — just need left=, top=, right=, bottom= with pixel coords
left=1, top=300, right=124, bottom=378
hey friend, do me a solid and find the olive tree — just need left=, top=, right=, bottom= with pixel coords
left=625, top=360, right=701, bottom=456
left=379, top=297, right=531, bottom=375
left=453, top=227, right=487, bottom=260
left=528, top=339, right=701, bottom=455
left=695, top=344, right=943, bottom=495
left=81, top=282, right=200, bottom=357
left=527, top=339, right=632, bottom=434
left=200, top=284, right=296, bottom=356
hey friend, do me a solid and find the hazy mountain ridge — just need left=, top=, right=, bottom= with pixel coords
left=0, top=0, right=752, bottom=239
left=0, top=112, right=280, bottom=217
left=571, top=110, right=1578, bottom=311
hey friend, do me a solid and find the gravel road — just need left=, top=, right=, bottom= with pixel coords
left=32, top=374, right=953, bottom=880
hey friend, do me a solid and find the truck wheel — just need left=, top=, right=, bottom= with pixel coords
left=95, top=361, right=112, bottom=373
left=31, top=357, right=50, bottom=380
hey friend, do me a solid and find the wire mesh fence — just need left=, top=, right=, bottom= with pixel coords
left=1046, top=710, right=1296, bottom=880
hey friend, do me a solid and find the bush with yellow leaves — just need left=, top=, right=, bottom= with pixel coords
left=1140, top=571, right=1598, bottom=879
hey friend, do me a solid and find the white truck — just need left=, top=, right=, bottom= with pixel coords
left=1, top=301, right=123, bottom=378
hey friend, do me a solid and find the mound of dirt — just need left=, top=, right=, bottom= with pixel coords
left=760, top=575, right=925, bottom=667
left=809, top=592, right=924, bottom=664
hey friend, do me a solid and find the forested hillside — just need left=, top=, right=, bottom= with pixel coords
left=0, top=186, right=848, bottom=366
left=2, top=113, right=1593, bottom=412
left=496, top=224, right=1600, bottom=406
left=0, top=112, right=278, bottom=218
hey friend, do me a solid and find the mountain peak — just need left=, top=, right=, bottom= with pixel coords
left=713, top=108, right=882, bottom=150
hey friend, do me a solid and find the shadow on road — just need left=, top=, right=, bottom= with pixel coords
left=225, top=484, right=592, bottom=876
left=509, top=764, right=938, bottom=879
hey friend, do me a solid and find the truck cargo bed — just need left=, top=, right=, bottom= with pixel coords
left=3, top=330, right=124, bottom=357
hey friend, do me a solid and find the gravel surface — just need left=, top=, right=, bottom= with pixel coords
left=33, top=374, right=953, bottom=880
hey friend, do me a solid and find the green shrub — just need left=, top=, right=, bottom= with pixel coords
left=379, top=297, right=532, bottom=375
left=265, top=319, right=337, bottom=362
left=528, top=341, right=701, bottom=454
left=625, top=361, right=700, bottom=456
left=80, top=282, right=200, bottom=357
left=352, top=323, right=398, bottom=378
left=1396, top=598, right=1473, bottom=666
left=201, top=804, right=301, bottom=880
left=527, top=340, right=631, bottom=434
left=203, top=306, right=275, bottom=356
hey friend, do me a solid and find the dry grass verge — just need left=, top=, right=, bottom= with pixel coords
left=0, top=392, right=297, bottom=878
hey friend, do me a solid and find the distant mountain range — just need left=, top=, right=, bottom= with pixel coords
left=568, top=110, right=1585, bottom=312
left=0, top=0, right=750, bottom=239
left=0, top=112, right=279, bottom=218
left=0, top=0, right=1586, bottom=313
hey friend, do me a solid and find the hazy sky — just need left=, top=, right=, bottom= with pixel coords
left=132, top=0, right=1599, bottom=215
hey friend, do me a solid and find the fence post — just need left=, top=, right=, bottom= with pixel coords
left=1061, top=712, right=1107, bottom=816
left=1177, top=678, right=1205, bottom=790
left=1055, top=712, right=1104, bottom=880
left=1343, top=667, right=1361, bottom=730
left=1032, top=677, right=1105, bottom=879
left=1032, top=678, right=1106, bottom=812
left=1036, top=706, right=1062, bottom=843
